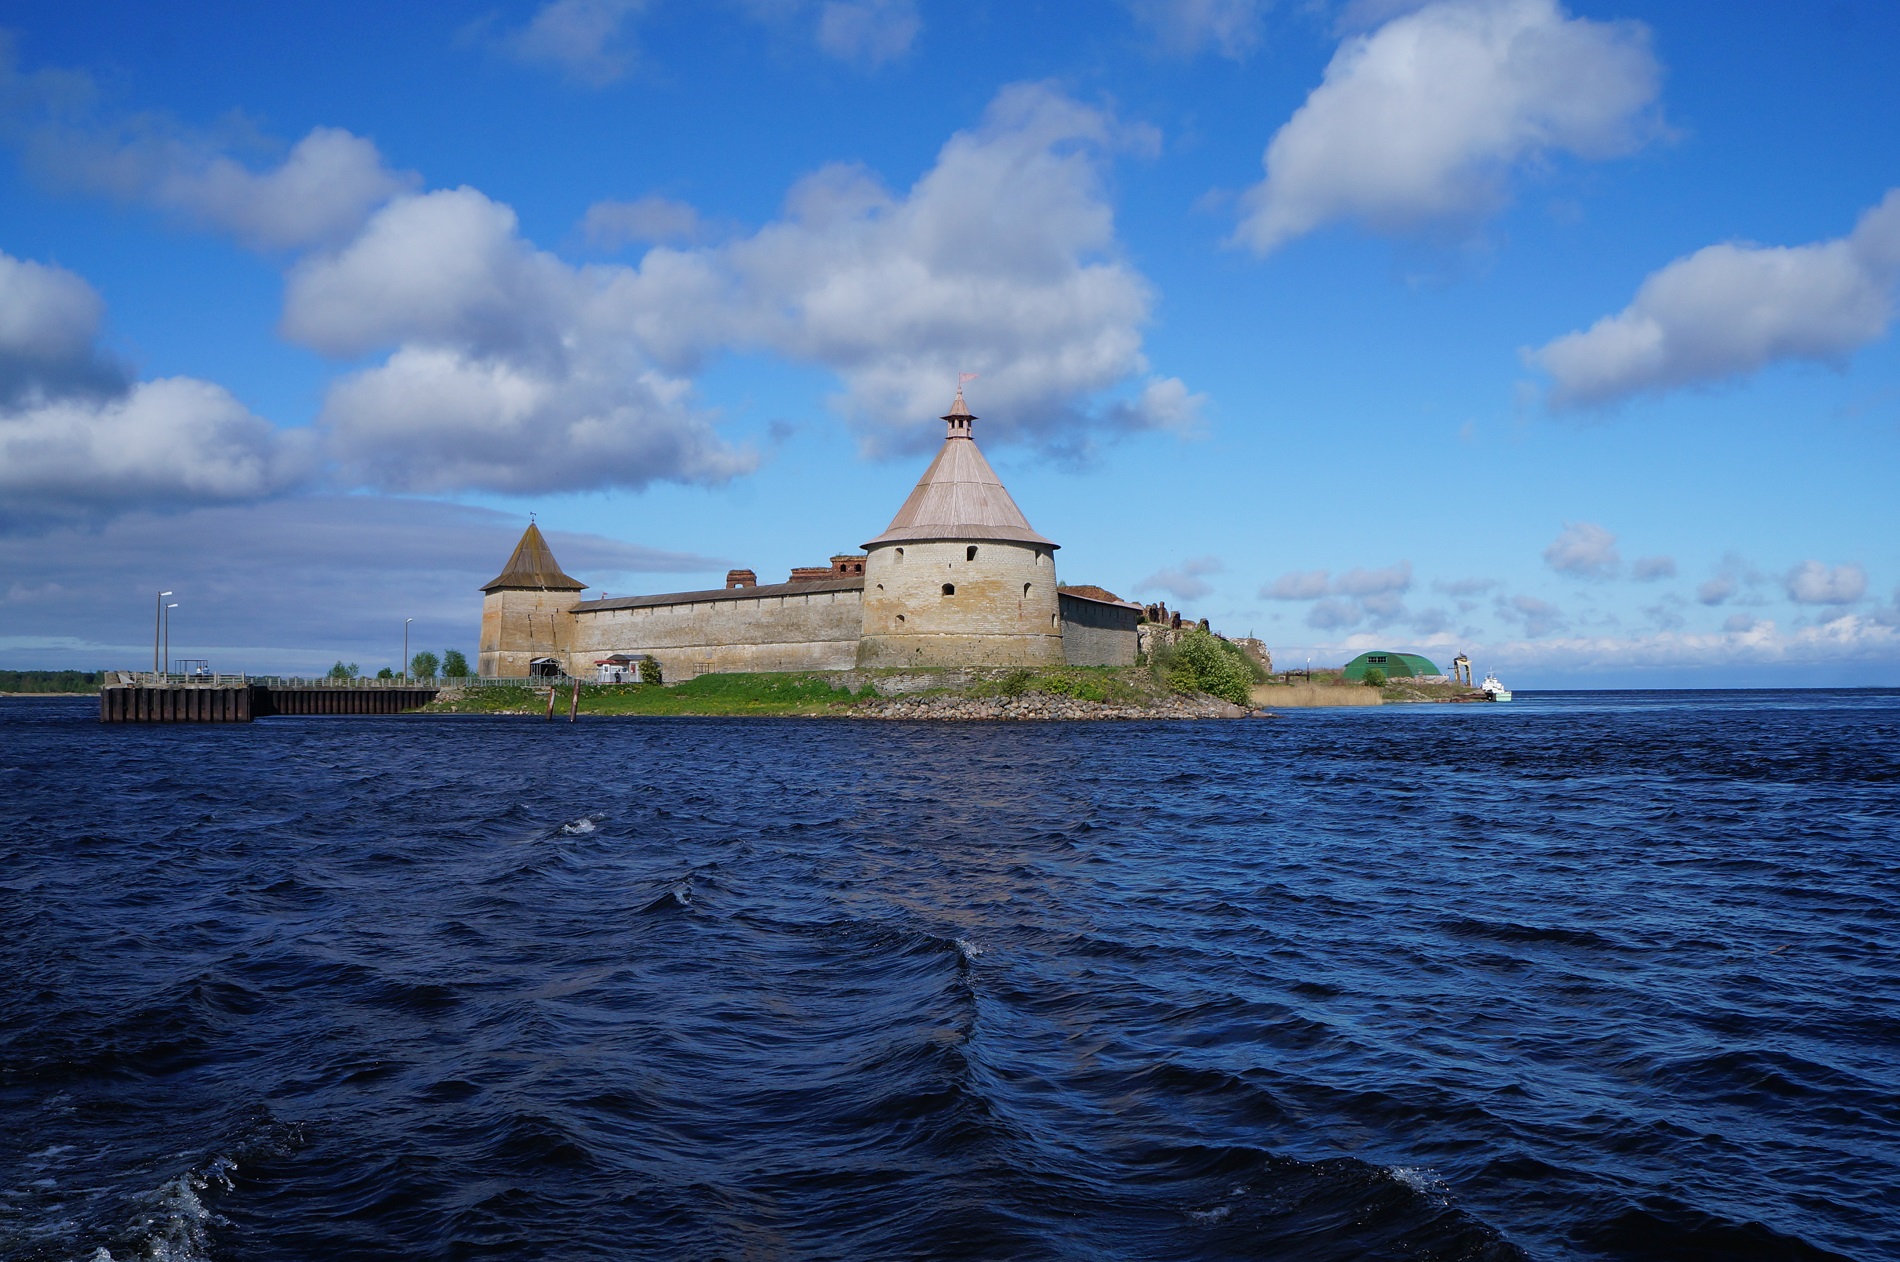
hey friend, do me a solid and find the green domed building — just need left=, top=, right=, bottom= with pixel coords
left=1341, top=650, right=1441, bottom=681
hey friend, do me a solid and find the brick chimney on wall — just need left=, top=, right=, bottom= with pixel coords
left=788, top=554, right=867, bottom=583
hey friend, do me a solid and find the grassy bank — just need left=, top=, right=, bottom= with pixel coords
left=423, top=664, right=1215, bottom=718
left=965, top=666, right=1163, bottom=706
left=424, top=672, right=867, bottom=717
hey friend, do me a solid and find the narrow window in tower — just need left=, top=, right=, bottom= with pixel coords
left=1023, top=583, right=1031, bottom=597
left=895, top=548, right=905, bottom=563
left=966, top=546, right=978, bottom=561
left=942, top=583, right=956, bottom=596
left=1051, top=613, right=1059, bottom=629
left=897, top=613, right=907, bottom=623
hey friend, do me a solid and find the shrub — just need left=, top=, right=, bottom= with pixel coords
left=375, top=667, right=395, bottom=679
left=411, top=651, right=440, bottom=679
left=1000, top=668, right=1033, bottom=697
left=441, top=649, right=470, bottom=677
left=1163, top=629, right=1255, bottom=706
left=1362, top=667, right=1387, bottom=688
left=639, top=657, right=664, bottom=685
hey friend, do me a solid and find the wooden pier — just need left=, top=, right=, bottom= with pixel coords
left=100, top=675, right=442, bottom=723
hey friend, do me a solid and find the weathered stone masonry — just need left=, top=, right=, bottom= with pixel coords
left=477, top=391, right=1141, bottom=680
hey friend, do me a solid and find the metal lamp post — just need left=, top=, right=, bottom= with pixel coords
left=404, top=618, right=413, bottom=682
left=154, top=591, right=172, bottom=673
left=164, top=603, right=178, bottom=676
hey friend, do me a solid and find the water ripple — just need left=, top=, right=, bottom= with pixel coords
left=1, top=690, right=1896, bottom=1259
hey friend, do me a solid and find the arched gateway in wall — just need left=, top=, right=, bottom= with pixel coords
left=476, top=390, right=1140, bottom=680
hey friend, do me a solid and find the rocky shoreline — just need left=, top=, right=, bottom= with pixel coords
left=856, top=692, right=1258, bottom=721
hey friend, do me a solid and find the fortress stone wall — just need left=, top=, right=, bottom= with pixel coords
left=1058, top=591, right=1140, bottom=668
left=566, top=580, right=864, bottom=681
left=476, top=391, right=1141, bottom=681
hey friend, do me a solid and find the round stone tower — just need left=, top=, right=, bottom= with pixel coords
left=857, top=390, right=1065, bottom=669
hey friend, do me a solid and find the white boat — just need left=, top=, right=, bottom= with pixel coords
left=1481, top=672, right=1513, bottom=702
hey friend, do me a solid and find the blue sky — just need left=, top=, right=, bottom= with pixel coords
left=1, top=0, right=1897, bottom=685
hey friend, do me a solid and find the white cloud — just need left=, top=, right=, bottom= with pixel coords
left=1497, top=592, right=1564, bottom=636
left=2, top=38, right=413, bottom=250
left=1433, top=575, right=1498, bottom=596
left=284, top=188, right=579, bottom=361
left=1234, top=0, right=1660, bottom=254
left=631, top=82, right=1187, bottom=455
left=1694, top=553, right=1761, bottom=606
left=1263, top=568, right=1331, bottom=600
left=1264, top=560, right=1412, bottom=628
left=0, top=497, right=718, bottom=673
left=0, top=249, right=310, bottom=523
left=137, top=127, right=415, bottom=252
left=816, top=0, right=921, bottom=66
left=1280, top=612, right=1900, bottom=683
left=278, top=84, right=1183, bottom=491
left=2, top=44, right=411, bottom=250
left=1307, top=599, right=1360, bottom=630
left=1642, top=596, right=1685, bottom=631
left=1335, top=560, right=1412, bottom=595
left=0, top=251, right=125, bottom=406
left=1543, top=520, right=1619, bottom=578
left=283, top=188, right=755, bottom=495
left=1140, top=555, right=1223, bottom=601
left=500, top=0, right=919, bottom=80
left=0, top=378, right=313, bottom=525
left=1485, top=614, right=1900, bottom=675
left=1123, top=0, right=1269, bottom=59
left=503, top=0, right=650, bottom=86
left=1784, top=561, right=1867, bottom=606
left=583, top=195, right=706, bottom=249
left=1632, top=554, right=1676, bottom=581
left=1532, top=190, right=1900, bottom=407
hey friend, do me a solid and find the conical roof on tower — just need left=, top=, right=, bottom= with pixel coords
left=480, top=522, right=587, bottom=593
left=862, top=391, right=1057, bottom=549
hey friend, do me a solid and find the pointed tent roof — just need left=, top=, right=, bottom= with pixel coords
left=862, top=392, right=1057, bottom=550
left=480, top=522, right=587, bottom=593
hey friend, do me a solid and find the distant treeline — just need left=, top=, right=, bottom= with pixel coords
left=0, top=670, right=106, bottom=694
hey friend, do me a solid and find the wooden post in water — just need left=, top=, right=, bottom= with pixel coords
left=569, top=677, right=581, bottom=722
left=545, top=686, right=558, bottom=721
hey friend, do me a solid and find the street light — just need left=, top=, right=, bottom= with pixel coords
left=154, top=591, right=173, bottom=673
left=164, top=603, right=179, bottom=676
left=404, top=618, right=413, bottom=682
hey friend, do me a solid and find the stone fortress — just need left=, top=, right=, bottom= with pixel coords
left=476, top=389, right=1142, bottom=681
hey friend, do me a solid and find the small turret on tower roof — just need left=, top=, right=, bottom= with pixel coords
left=863, top=388, right=1056, bottom=549
left=943, top=385, right=974, bottom=439
left=480, top=522, right=586, bottom=593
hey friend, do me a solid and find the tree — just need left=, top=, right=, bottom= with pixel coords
left=411, top=651, right=440, bottom=679
left=1363, top=667, right=1387, bottom=688
left=1163, top=629, right=1255, bottom=707
left=376, top=667, right=395, bottom=679
left=639, top=657, right=663, bottom=685
left=441, top=649, right=470, bottom=677
left=327, top=661, right=360, bottom=679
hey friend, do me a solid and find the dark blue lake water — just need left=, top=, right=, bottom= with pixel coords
left=1, top=692, right=1896, bottom=1261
